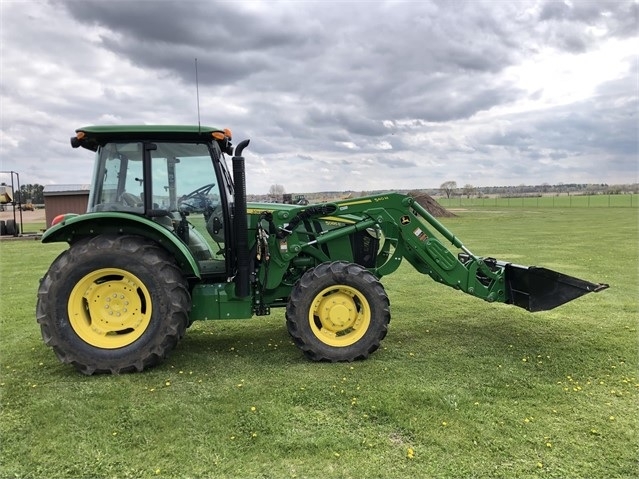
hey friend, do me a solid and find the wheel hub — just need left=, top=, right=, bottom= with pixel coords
left=309, top=285, right=371, bottom=347
left=87, top=281, right=143, bottom=334
left=68, top=268, right=152, bottom=349
left=317, top=292, right=356, bottom=330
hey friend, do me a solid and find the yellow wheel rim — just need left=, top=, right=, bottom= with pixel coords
left=68, top=268, right=153, bottom=349
left=309, top=285, right=371, bottom=347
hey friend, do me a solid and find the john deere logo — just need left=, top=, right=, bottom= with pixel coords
left=400, top=215, right=410, bottom=225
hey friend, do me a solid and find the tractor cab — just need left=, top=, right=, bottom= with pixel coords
left=71, top=125, right=236, bottom=277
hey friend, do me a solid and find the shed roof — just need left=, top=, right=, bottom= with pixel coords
left=44, top=184, right=90, bottom=196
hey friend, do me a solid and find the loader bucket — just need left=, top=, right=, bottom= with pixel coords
left=504, top=264, right=609, bottom=312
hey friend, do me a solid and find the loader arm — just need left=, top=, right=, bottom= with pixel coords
left=264, top=193, right=608, bottom=312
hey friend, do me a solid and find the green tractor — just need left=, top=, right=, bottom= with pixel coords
left=36, top=125, right=608, bottom=374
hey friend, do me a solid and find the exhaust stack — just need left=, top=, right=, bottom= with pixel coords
left=232, top=139, right=250, bottom=298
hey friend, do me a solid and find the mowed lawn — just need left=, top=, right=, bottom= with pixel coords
left=0, top=208, right=637, bottom=478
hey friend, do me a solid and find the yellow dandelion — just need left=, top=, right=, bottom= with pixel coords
left=407, top=447, right=415, bottom=459
left=251, top=406, right=256, bottom=412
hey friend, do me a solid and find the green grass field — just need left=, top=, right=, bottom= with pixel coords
left=439, top=193, right=638, bottom=209
left=1, top=208, right=637, bottom=478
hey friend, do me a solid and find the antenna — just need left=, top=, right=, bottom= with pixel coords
left=195, top=58, right=201, bottom=132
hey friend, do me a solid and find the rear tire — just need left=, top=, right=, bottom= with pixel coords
left=5, top=219, right=17, bottom=235
left=286, top=261, right=390, bottom=362
left=36, top=235, right=190, bottom=374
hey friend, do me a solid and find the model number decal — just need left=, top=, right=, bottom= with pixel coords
left=413, top=227, right=428, bottom=241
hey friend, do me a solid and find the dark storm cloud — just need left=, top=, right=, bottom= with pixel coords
left=58, top=0, right=322, bottom=84
left=305, top=107, right=387, bottom=137
left=58, top=0, right=527, bottom=124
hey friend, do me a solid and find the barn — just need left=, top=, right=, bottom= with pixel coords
left=43, top=184, right=90, bottom=227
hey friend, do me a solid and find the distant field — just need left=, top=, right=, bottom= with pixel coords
left=438, top=193, right=638, bottom=209
left=1, top=207, right=637, bottom=478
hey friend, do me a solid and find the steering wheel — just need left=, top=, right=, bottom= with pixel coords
left=178, top=183, right=216, bottom=213
left=119, top=192, right=141, bottom=207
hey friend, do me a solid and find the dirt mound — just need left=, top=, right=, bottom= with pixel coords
left=407, top=191, right=456, bottom=217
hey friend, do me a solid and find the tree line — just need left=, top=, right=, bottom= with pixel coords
left=439, top=181, right=638, bottom=198
left=0, top=183, right=45, bottom=204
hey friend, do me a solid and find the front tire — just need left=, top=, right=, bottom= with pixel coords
left=36, top=235, right=190, bottom=374
left=286, top=261, right=390, bottom=362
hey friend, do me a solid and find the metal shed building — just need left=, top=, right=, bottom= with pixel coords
left=43, top=184, right=90, bottom=227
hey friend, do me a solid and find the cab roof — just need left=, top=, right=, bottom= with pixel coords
left=72, top=125, right=226, bottom=151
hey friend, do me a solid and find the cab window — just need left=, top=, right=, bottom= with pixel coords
left=89, top=141, right=227, bottom=276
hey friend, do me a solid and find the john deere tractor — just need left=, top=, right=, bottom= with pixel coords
left=36, top=125, right=608, bottom=374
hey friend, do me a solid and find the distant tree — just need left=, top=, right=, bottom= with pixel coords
left=440, top=181, right=457, bottom=199
left=268, top=184, right=286, bottom=197
left=463, top=184, right=475, bottom=198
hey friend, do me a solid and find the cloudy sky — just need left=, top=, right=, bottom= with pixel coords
left=1, top=0, right=637, bottom=194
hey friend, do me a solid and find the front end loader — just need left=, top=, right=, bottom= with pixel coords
left=36, top=125, right=608, bottom=374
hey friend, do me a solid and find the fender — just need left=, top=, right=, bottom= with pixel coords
left=42, top=212, right=200, bottom=278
